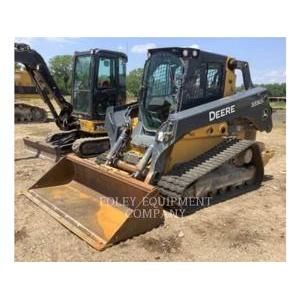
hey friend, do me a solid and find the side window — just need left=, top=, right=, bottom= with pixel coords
left=173, top=66, right=184, bottom=90
left=206, top=63, right=222, bottom=98
left=118, top=58, right=126, bottom=86
left=180, top=63, right=206, bottom=110
left=187, top=67, right=205, bottom=99
left=97, top=58, right=116, bottom=88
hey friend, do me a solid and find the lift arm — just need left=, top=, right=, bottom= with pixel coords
left=15, top=43, right=78, bottom=130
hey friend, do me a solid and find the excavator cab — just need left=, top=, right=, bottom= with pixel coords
left=72, top=49, right=127, bottom=123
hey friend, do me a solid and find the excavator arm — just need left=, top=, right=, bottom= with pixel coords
left=15, top=43, right=78, bottom=130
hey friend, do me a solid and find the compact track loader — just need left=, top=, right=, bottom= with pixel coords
left=15, top=43, right=129, bottom=160
left=25, top=47, right=274, bottom=250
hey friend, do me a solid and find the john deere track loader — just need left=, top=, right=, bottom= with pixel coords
left=15, top=43, right=128, bottom=160
left=24, top=47, right=274, bottom=250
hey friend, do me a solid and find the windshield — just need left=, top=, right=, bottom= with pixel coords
left=73, top=55, right=91, bottom=113
left=142, top=52, right=183, bottom=130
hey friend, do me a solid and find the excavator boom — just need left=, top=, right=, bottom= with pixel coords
left=15, top=43, right=78, bottom=130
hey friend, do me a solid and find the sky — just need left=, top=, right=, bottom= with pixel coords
left=15, top=37, right=286, bottom=84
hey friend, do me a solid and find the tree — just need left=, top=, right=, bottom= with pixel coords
left=258, top=83, right=286, bottom=97
left=126, top=68, right=143, bottom=97
left=237, top=83, right=286, bottom=97
left=49, top=55, right=73, bottom=95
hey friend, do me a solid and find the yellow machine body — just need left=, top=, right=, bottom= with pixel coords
left=15, top=69, right=40, bottom=99
left=79, top=119, right=106, bottom=134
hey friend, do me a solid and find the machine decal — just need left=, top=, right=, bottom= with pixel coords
left=209, top=105, right=236, bottom=122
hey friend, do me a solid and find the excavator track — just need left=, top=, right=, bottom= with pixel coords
left=72, top=137, right=110, bottom=158
left=157, top=138, right=264, bottom=213
left=15, top=103, right=48, bottom=123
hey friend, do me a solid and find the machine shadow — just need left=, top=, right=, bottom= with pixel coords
left=164, top=184, right=260, bottom=217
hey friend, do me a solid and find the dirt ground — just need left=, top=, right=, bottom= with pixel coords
left=15, top=111, right=286, bottom=261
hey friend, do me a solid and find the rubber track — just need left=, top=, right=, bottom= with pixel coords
left=157, top=138, right=255, bottom=199
left=72, top=137, right=110, bottom=158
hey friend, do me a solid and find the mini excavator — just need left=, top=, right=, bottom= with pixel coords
left=15, top=43, right=129, bottom=160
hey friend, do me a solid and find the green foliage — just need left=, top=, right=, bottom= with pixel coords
left=259, top=83, right=286, bottom=97
left=49, top=55, right=73, bottom=95
left=126, top=68, right=143, bottom=97
left=237, top=83, right=286, bottom=97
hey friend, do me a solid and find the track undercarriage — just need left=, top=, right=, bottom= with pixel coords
left=158, top=138, right=265, bottom=214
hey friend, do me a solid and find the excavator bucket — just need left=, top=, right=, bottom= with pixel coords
left=24, top=154, right=164, bottom=250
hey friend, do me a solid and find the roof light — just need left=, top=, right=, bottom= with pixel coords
left=182, top=49, right=189, bottom=57
left=192, top=50, right=198, bottom=57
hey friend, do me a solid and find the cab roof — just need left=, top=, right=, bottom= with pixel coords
left=148, top=47, right=228, bottom=62
left=74, top=49, right=128, bottom=61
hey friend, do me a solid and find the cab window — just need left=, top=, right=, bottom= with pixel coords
left=73, top=55, right=91, bottom=113
left=206, top=63, right=222, bottom=98
left=97, top=58, right=116, bottom=88
left=118, top=58, right=126, bottom=86
left=74, top=55, right=91, bottom=90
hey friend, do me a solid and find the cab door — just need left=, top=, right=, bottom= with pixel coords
left=72, top=54, right=92, bottom=119
left=93, top=55, right=118, bottom=120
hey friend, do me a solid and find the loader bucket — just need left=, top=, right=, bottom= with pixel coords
left=24, top=154, right=164, bottom=250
